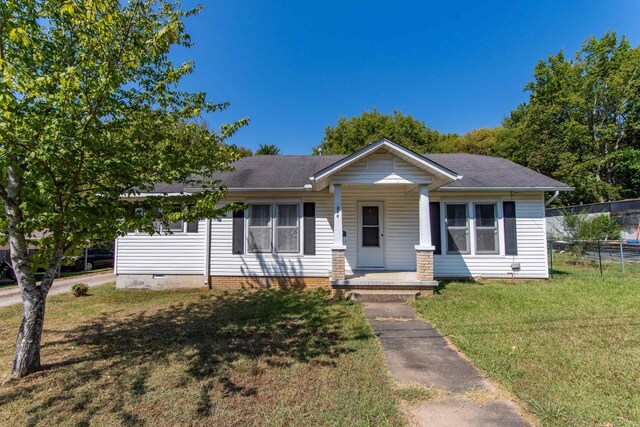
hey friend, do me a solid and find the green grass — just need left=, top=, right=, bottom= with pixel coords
left=0, top=285, right=404, bottom=426
left=414, top=259, right=640, bottom=426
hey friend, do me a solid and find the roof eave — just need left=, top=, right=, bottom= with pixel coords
left=437, top=186, right=575, bottom=192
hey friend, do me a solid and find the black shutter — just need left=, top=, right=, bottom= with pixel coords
left=303, top=202, right=316, bottom=255
left=232, top=208, right=245, bottom=254
left=187, top=220, right=199, bottom=233
left=503, top=201, right=517, bottom=255
left=429, top=202, right=441, bottom=255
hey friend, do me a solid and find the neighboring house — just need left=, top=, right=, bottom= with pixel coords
left=546, top=198, right=640, bottom=242
left=115, top=139, right=572, bottom=290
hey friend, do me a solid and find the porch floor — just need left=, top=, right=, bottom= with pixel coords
left=331, top=270, right=438, bottom=290
left=348, top=270, right=426, bottom=283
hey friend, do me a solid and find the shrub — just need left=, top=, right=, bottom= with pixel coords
left=71, top=283, right=89, bottom=297
left=559, top=211, right=621, bottom=241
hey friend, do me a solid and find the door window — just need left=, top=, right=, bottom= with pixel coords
left=362, top=206, right=380, bottom=247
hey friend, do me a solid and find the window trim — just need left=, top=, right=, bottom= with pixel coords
left=473, top=202, right=500, bottom=255
left=247, top=204, right=273, bottom=253
left=130, top=208, right=199, bottom=235
left=440, top=200, right=504, bottom=256
left=274, top=204, right=301, bottom=253
left=244, top=201, right=304, bottom=255
left=444, top=202, right=471, bottom=254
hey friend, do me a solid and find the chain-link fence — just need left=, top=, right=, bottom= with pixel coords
left=549, top=239, right=640, bottom=276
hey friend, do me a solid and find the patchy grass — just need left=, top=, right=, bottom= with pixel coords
left=0, top=285, right=403, bottom=426
left=394, top=385, right=439, bottom=404
left=414, top=260, right=640, bottom=426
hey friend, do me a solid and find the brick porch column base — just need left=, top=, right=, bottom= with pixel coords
left=331, top=248, right=346, bottom=281
left=416, top=249, right=434, bottom=281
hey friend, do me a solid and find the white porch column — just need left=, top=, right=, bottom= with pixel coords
left=416, top=184, right=435, bottom=281
left=333, top=184, right=344, bottom=248
left=331, top=184, right=346, bottom=281
left=417, top=185, right=433, bottom=249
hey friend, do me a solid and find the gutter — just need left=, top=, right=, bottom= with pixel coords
left=436, top=186, right=574, bottom=192
left=545, top=190, right=561, bottom=206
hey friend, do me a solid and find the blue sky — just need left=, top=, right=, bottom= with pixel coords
left=173, top=0, right=640, bottom=154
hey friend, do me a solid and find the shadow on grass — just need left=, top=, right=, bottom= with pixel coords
left=3, top=289, right=359, bottom=426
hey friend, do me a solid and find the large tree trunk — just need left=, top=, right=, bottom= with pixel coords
left=12, top=294, right=46, bottom=378
left=2, top=164, right=60, bottom=378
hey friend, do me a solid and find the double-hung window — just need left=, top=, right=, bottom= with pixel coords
left=275, top=204, right=300, bottom=253
left=248, top=203, right=300, bottom=253
left=474, top=203, right=499, bottom=254
left=248, top=205, right=273, bottom=252
left=445, top=203, right=470, bottom=254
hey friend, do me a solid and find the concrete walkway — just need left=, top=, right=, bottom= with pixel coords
left=363, top=302, right=532, bottom=427
left=0, top=272, right=116, bottom=307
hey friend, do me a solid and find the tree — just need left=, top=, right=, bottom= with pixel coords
left=440, top=127, right=503, bottom=155
left=0, top=0, right=248, bottom=378
left=504, top=32, right=640, bottom=204
left=231, top=144, right=253, bottom=157
left=255, top=143, right=280, bottom=155
left=315, top=109, right=451, bottom=154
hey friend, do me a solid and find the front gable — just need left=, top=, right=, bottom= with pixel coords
left=310, top=138, right=462, bottom=191
left=329, top=150, right=434, bottom=185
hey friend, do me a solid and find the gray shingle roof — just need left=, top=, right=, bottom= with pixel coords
left=151, top=153, right=570, bottom=193
left=423, top=154, right=571, bottom=190
left=210, top=155, right=345, bottom=189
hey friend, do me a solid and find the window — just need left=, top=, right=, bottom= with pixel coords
left=275, top=205, right=300, bottom=253
left=446, top=203, right=469, bottom=254
left=361, top=205, right=380, bottom=247
left=167, top=220, right=184, bottom=233
left=166, top=205, right=184, bottom=233
left=474, top=203, right=499, bottom=254
left=247, top=203, right=301, bottom=254
left=248, top=205, right=272, bottom=252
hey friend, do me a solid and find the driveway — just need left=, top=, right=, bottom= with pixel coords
left=363, top=302, right=532, bottom=427
left=0, top=272, right=116, bottom=307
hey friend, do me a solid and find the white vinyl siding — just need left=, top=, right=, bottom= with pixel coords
left=210, top=193, right=334, bottom=277
left=330, top=152, right=431, bottom=185
left=434, top=193, right=549, bottom=278
left=115, top=190, right=549, bottom=280
left=115, top=219, right=206, bottom=274
left=341, top=185, right=419, bottom=274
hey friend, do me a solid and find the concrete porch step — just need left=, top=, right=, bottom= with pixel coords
left=346, top=289, right=421, bottom=303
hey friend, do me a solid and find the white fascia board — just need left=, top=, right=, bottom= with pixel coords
left=225, top=187, right=313, bottom=192
left=120, top=192, right=189, bottom=198
left=437, top=186, right=575, bottom=192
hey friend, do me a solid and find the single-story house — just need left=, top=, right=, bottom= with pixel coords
left=114, top=138, right=572, bottom=291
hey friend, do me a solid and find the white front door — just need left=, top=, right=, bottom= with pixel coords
left=357, top=202, right=384, bottom=268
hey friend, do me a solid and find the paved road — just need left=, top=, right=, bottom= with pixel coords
left=363, top=302, right=531, bottom=427
left=0, top=272, right=116, bottom=308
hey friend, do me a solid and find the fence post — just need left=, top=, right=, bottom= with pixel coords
left=84, top=248, right=88, bottom=272
left=549, top=239, right=553, bottom=278
left=620, top=241, right=625, bottom=274
left=597, top=239, right=603, bottom=276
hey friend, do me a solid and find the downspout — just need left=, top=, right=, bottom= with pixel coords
left=545, top=190, right=560, bottom=207
left=204, top=218, right=212, bottom=288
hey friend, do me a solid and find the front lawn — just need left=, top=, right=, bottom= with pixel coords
left=0, top=286, right=403, bottom=426
left=414, top=262, right=640, bottom=426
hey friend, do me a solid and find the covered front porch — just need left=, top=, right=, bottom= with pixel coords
left=308, top=139, right=462, bottom=288
left=327, top=182, right=438, bottom=285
